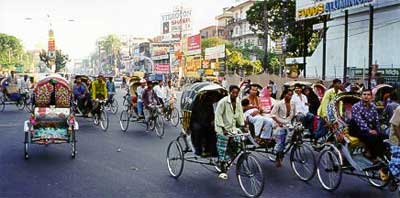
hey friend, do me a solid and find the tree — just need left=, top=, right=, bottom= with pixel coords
left=0, top=33, right=24, bottom=69
left=55, top=50, right=69, bottom=72
left=246, top=0, right=322, bottom=65
left=99, top=34, right=122, bottom=71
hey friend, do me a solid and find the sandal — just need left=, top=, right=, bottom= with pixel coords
left=218, top=173, right=228, bottom=180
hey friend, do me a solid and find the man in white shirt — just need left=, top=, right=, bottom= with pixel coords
left=291, top=83, right=314, bottom=132
left=153, top=80, right=165, bottom=105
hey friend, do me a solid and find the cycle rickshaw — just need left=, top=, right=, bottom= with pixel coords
left=119, top=80, right=165, bottom=138
left=0, top=77, right=29, bottom=112
left=312, top=82, right=326, bottom=101
left=23, top=75, right=78, bottom=159
left=166, top=82, right=265, bottom=197
left=72, top=75, right=109, bottom=131
left=372, top=84, right=394, bottom=112
left=316, top=92, right=399, bottom=193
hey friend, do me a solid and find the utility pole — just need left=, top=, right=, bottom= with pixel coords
left=368, top=5, right=374, bottom=89
left=263, top=0, right=268, bottom=73
left=303, top=21, right=307, bottom=78
left=343, top=10, right=349, bottom=83
left=322, top=16, right=327, bottom=80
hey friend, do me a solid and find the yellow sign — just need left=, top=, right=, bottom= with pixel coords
left=205, top=69, right=214, bottom=76
left=186, top=57, right=201, bottom=72
left=297, top=3, right=324, bottom=19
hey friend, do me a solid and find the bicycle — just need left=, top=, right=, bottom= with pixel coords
left=105, top=94, right=118, bottom=114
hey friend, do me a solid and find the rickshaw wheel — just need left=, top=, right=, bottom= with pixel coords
left=154, top=115, right=165, bottom=138
left=236, top=153, right=265, bottom=198
left=166, top=140, right=184, bottom=178
left=111, top=100, right=118, bottom=114
left=317, top=147, right=342, bottom=191
left=16, top=97, right=26, bottom=110
left=170, top=108, right=180, bottom=127
left=93, top=114, right=100, bottom=126
left=365, top=169, right=390, bottom=188
left=100, top=110, right=109, bottom=131
left=119, top=110, right=130, bottom=132
left=24, top=132, right=29, bottom=160
left=290, top=144, right=316, bottom=181
left=71, top=129, right=77, bottom=158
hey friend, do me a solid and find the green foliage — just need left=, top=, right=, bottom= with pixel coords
left=246, top=0, right=322, bottom=58
left=55, top=50, right=69, bottom=72
left=0, top=33, right=24, bottom=69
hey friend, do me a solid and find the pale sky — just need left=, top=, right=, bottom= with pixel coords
left=0, top=0, right=236, bottom=59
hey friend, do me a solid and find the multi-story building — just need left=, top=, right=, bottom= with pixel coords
left=224, top=0, right=266, bottom=49
left=215, top=7, right=234, bottom=40
left=200, top=25, right=225, bottom=39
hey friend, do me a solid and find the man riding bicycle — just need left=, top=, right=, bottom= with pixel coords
left=142, top=80, right=160, bottom=129
left=106, top=77, right=116, bottom=106
left=91, top=75, right=108, bottom=116
left=162, top=80, right=176, bottom=116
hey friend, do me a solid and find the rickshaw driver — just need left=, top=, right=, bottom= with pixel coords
left=271, top=89, right=295, bottom=168
left=214, top=85, right=245, bottom=180
left=105, top=77, right=116, bottom=106
left=142, top=80, right=160, bottom=127
left=73, top=76, right=91, bottom=116
left=163, top=80, right=176, bottom=117
left=91, top=75, right=108, bottom=116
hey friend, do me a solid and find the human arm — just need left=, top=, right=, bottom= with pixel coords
left=91, top=82, right=96, bottom=99
left=351, top=103, right=371, bottom=133
left=391, top=108, right=400, bottom=141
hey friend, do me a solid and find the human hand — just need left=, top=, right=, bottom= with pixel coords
left=369, top=130, right=377, bottom=135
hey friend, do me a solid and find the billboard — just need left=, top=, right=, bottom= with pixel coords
left=155, top=64, right=170, bottom=74
left=205, top=45, right=225, bottom=60
left=151, top=44, right=170, bottom=60
left=186, top=34, right=201, bottom=56
left=161, top=7, right=192, bottom=41
left=296, top=0, right=374, bottom=21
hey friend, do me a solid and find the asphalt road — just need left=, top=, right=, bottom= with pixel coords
left=0, top=90, right=397, bottom=198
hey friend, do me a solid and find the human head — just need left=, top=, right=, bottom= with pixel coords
left=361, top=89, right=372, bottom=103
left=75, top=76, right=82, bottom=84
left=167, top=80, right=172, bottom=87
left=282, top=89, right=293, bottom=102
left=147, top=80, right=153, bottom=89
left=108, top=77, right=113, bottom=82
left=98, top=75, right=104, bottom=82
left=24, top=75, right=28, bottom=81
left=249, top=85, right=259, bottom=97
left=159, top=80, right=163, bottom=86
left=229, top=85, right=240, bottom=100
left=10, top=71, right=15, bottom=77
left=140, top=79, right=146, bottom=87
left=294, top=83, right=302, bottom=94
left=303, top=86, right=311, bottom=95
left=241, top=98, right=250, bottom=107
left=332, top=79, right=342, bottom=90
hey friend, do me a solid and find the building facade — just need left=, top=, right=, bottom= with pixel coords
left=200, top=26, right=225, bottom=39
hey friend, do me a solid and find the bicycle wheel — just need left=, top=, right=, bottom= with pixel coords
left=93, top=114, right=100, bottom=126
left=119, top=110, right=130, bottom=132
left=154, top=115, right=165, bottom=138
left=317, top=147, right=342, bottom=191
left=166, top=140, right=184, bottom=178
left=170, top=108, right=180, bottom=127
left=236, top=153, right=265, bottom=198
left=365, top=168, right=390, bottom=188
left=290, top=144, right=316, bottom=181
left=24, top=131, right=29, bottom=160
left=111, top=100, right=119, bottom=114
left=100, top=110, right=109, bottom=131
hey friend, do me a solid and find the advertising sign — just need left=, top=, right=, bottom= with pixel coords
left=205, top=45, right=225, bottom=60
left=187, top=34, right=201, bottom=56
left=161, top=7, right=192, bottom=41
left=155, top=64, right=170, bottom=74
left=259, top=87, right=273, bottom=114
left=296, top=0, right=374, bottom=21
left=151, top=44, right=170, bottom=60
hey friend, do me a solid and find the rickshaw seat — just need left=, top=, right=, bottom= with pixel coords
left=343, top=127, right=364, bottom=149
left=34, top=107, right=70, bottom=123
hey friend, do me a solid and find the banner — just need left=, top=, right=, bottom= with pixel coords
left=205, top=45, right=225, bottom=60
left=155, top=64, right=170, bottom=74
left=187, top=34, right=201, bottom=56
left=296, top=0, right=374, bottom=21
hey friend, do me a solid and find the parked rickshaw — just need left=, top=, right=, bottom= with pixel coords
left=119, top=80, right=165, bottom=138
left=23, top=76, right=78, bottom=159
left=0, top=77, right=29, bottom=112
left=312, top=82, right=326, bottom=101
left=316, top=92, right=399, bottom=192
left=166, top=82, right=265, bottom=197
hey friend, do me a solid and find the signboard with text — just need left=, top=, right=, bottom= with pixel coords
left=187, top=34, right=201, bottom=56
left=205, top=45, right=225, bottom=60
left=296, top=0, right=374, bottom=21
left=161, top=7, right=192, bottom=41
left=155, top=64, right=170, bottom=74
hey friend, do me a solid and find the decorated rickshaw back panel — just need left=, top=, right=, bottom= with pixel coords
left=34, top=77, right=72, bottom=108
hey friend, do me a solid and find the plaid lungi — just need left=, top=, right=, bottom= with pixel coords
left=389, top=145, right=400, bottom=178
left=216, top=133, right=240, bottom=162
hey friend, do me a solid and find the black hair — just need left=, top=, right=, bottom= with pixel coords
left=280, top=89, right=293, bottom=99
left=294, top=83, right=302, bottom=89
left=241, top=98, right=250, bottom=106
left=362, top=89, right=372, bottom=94
left=332, top=78, right=342, bottom=84
left=229, top=85, right=240, bottom=92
